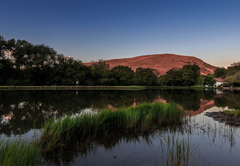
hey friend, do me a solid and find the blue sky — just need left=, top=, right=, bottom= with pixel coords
left=1, top=0, right=239, bottom=67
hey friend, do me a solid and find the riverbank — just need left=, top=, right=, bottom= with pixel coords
left=0, top=85, right=232, bottom=90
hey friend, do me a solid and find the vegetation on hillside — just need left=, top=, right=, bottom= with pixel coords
left=214, top=63, right=240, bottom=86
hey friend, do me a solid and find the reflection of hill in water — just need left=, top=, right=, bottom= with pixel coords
left=185, top=99, right=215, bottom=116
left=0, top=89, right=239, bottom=136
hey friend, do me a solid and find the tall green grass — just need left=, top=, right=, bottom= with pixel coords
left=38, top=102, right=184, bottom=152
left=0, top=137, right=40, bottom=166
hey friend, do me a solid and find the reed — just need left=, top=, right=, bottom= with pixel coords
left=0, top=137, right=41, bottom=166
left=38, top=102, right=184, bottom=152
left=163, top=135, right=198, bottom=166
left=146, top=134, right=199, bottom=166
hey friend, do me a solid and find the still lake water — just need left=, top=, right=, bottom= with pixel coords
left=1, top=89, right=240, bottom=165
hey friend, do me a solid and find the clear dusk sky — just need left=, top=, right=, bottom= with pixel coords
left=1, top=0, right=240, bottom=67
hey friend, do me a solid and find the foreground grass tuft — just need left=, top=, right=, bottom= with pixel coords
left=38, top=102, right=184, bottom=152
left=0, top=137, right=40, bottom=166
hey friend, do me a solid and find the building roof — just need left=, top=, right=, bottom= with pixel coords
left=214, top=78, right=224, bottom=82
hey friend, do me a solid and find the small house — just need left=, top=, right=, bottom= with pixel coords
left=213, top=78, right=225, bottom=87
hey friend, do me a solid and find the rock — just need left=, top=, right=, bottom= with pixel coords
left=84, top=54, right=218, bottom=76
left=205, top=111, right=240, bottom=126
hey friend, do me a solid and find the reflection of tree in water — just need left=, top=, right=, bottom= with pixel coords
left=43, top=119, right=240, bottom=166
left=158, top=89, right=215, bottom=111
left=214, top=91, right=240, bottom=109
left=0, top=89, right=218, bottom=136
left=0, top=90, right=159, bottom=136
left=200, top=89, right=216, bottom=101
left=43, top=127, right=186, bottom=166
left=106, top=90, right=159, bottom=108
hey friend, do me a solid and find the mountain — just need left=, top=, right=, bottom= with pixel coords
left=84, top=54, right=218, bottom=76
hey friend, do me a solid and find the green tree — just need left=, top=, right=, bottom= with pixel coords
left=134, top=67, right=158, bottom=86
left=11, top=39, right=34, bottom=70
left=214, top=67, right=227, bottom=78
left=224, top=71, right=240, bottom=85
left=0, top=35, right=6, bottom=58
left=219, top=62, right=240, bottom=86
left=61, top=58, right=82, bottom=85
left=231, top=62, right=240, bottom=67
left=27, top=44, right=56, bottom=85
left=196, top=75, right=205, bottom=86
left=0, top=36, right=20, bottom=85
left=161, top=64, right=200, bottom=86
left=91, top=60, right=110, bottom=85
left=203, top=75, right=216, bottom=86
left=110, top=65, right=134, bottom=85
left=181, top=64, right=200, bottom=86
left=59, top=58, right=94, bottom=85
left=160, top=68, right=182, bottom=86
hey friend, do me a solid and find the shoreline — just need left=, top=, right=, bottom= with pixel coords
left=0, top=86, right=239, bottom=90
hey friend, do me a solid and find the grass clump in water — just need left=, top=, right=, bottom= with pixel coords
left=0, top=137, right=41, bottom=166
left=38, top=102, right=184, bottom=152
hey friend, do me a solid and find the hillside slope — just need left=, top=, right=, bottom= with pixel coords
left=84, top=54, right=218, bottom=76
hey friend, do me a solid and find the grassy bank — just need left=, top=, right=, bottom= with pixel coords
left=0, top=85, right=224, bottom=90
left=0, top=85, right=146, bottom=90
left=38, top=102, right=184, bottom=152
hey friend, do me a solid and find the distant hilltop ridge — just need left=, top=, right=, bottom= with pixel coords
left=84, top=54, right=218, bottom=76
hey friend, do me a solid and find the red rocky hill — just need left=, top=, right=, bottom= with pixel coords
left=84, top=54, right=218, bottom=76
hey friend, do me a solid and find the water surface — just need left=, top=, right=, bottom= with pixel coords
left=1, top=89, right=240, bottom=165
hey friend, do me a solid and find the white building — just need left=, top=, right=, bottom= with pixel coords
left=213, top=78, right=225, bottom=87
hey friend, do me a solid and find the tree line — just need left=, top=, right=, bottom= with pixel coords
left=159, top=64, right=216, bottom=86
left=0, top=36, right=160, bottom=86
left=1, top=35, right=220, bottom=86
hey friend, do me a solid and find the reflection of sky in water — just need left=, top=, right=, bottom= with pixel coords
left=0, top=108, right=97, bottom=140
left=188, top=107, right=240, bottom=166
left=0, top=129, right=42, bottom=142
left=68, top=107, right=240, bottom=166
